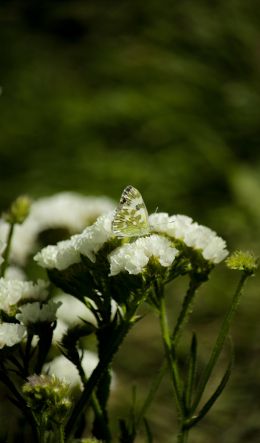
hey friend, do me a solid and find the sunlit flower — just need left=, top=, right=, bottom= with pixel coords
left=109, top=234, right=179, bottom=276
left=72, top=211, right=114, bottom=262
left=0, top=192, right=115, bottom=266
left=150, top=212, right=228, bottom=264
left=35, top=212, right=114, bottom=269
left=0, top=323, right=26, bottom=349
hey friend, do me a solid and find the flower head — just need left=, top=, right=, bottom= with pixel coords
left=226, top=250, right=258, bottom=275
left=0, top=323, right=26, bottom=349
left=22, top=374, right=71, bottom=425
left=0, top=278, right=49, bottom=315
left=0, top=192, right=115, bottom=266
left=16, top=300, right=61, bottom=326
left=150, top=212, right=228, bottom=264
left=109, top=234, right=179, bottom=276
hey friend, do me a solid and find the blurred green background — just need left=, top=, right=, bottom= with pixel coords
left=1, top=1, right=260, bottom=442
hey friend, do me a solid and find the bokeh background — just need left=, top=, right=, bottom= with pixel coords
left=1, top=1, right=260, bottom=442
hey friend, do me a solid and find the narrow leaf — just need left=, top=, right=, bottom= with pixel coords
left=186, top=353, right=233, bottom=430
left=184, top=333, right=197, bottom=411
left=144, top=418, right=154, bottom=443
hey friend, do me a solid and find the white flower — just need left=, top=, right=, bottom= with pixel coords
left=44, top=351, right=116, bottom=390
left=55, top=293, right=95, bottom=325
left=150, top=212, right=228, bottom=264
left=73, top=211, right=114, bottom=262
left=5, top=266, right=26, bottom=281
left=35, top=211, right=114, bottom=269
left=16, top=300, right=61, bottom=326
left=0, top=192, right=115, bottom=266
left=34, top=238, right=81, bottom=270
left=0, top=323, right=26, bottom=349
left=149, top=212, right=194, bottom=239
left=109, top=234, right=179, bottom=276
left=0, top=279, right=49, bottom=314
left=29, top=192, right=115, bottom=233
left=43, top=351, right=99, bottom=389
left=52, top=293, right=96, bottom=342
left=183, top=223, right=228, bottom=264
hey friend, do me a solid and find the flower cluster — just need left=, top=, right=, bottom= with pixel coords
left=0, top=322, right=26, bottom=349
left=22, top=374, right=71, bottom=425
left=0, top=278, right=48, bottom=315
left=0, top=277, right=61, bottom=350
left=149, top=213, right=228, bottom=264
left=0, top=192, right=115, bottom=266
left=35, top=211, right=228, bottom=277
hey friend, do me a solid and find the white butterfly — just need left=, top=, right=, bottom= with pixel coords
left=112, top=185, right=150, bottom=237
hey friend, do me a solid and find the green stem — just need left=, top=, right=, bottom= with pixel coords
left=0, top=222, right=15, bottom=277
left=57, top=425, right=65, bottom=443
left=177, top=427, right=189, bottom=443
left=172, top=278, right=201, bottom=346
left=76, top=357, right=110, bottom=441
left=65, top=303, right=139, bottom=440
left=136, top=277, right=201, bottom=430
left=159, top=295, right=184, bottom=418
left=191, top=272, right=248, bottom=414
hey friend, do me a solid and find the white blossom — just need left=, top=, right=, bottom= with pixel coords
left=0, top=323, right=26, bottom=349
left=5, top=266, right=26, bottom=281
left=72, top=211, right=114, bottom=262
left=44, top=351, right=116, bottom=390
left=109, top=234, right=179, bottom=276
left=34, top=238, right=81, bottom=270
left=0, top=279, right=49, bottom=314
left=0, top=192, right=115, bottom=266
left=35, top=211, right=114, bottom=269
left=16, top=300, right=61, bottom=326
left=183, top=223, right=228, bottom=263
left=44, top=351, right=98, bottom=389
left=53, top=293, right=96, bottom=342
left=149, top=212, right=228, bottom=264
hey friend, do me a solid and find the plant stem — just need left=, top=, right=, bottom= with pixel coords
left=172, top=278, right=201, bottom=345
left=191, top=272, right=248, bottom=413
left=0, top=222, right=15, bottom=277
left=136, top=277, right=201, bottom=430
left=177, top=427, right=189, bottom=443
left=159, top=295, right=183, bottom=418
left=65, top=303, right=139, bottom=440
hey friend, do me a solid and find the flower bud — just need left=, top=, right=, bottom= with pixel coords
left=22, top=374, right=71, bottom=425
left=4, top=195, right=31, bottom=224
left=226, top=250, right=258, bottom=275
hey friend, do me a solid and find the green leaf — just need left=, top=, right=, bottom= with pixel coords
left=144, top=418, right=154, bottom=443
left=184, top=333, right=197, bottom=412
left=185, top=351, right=233, bottom=430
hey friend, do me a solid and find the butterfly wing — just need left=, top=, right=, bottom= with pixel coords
left=112, top=185, right=150, bottom=237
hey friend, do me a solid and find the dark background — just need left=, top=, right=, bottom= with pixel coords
left=1, top=1, right=260, bottom=442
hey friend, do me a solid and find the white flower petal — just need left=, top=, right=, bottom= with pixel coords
left=0, top=323, right=26, bottom=349
left=109, top=234, right=179, bottom=276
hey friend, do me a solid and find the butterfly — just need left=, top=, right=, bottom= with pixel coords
left=112, top=185, right=150, bottom=237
